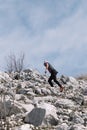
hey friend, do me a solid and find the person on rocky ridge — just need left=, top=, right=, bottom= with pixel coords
left=44, top=61, right=64, bottom=92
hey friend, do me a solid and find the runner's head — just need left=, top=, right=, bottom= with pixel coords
left=44, top=61, right=47, bottom=66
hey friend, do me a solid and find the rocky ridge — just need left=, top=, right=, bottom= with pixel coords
left=0, top=69, right=87, bottom=130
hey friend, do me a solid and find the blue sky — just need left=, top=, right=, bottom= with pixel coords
left=0, top=0, right=87, bottom=76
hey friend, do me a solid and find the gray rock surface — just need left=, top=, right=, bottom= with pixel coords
left=0, top=70, right=87, bottom=130
left=24, top=108, right=46, bottom=126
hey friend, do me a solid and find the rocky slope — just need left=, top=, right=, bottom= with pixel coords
left=0, top=69, right=87, bottom=130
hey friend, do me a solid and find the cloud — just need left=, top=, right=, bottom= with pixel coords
left=0, top=0, right=87, bottom=76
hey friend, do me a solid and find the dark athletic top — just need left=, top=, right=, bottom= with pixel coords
left=47, top=62, right=58, bottom=75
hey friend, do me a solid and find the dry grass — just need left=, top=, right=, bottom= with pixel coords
left=76, top=74, right=87, bottom=80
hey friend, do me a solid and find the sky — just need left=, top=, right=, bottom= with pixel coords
left=0, top=0, right=87, bottom=76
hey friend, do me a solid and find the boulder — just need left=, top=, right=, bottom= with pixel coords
left=24, top=108, right=46, bottom=126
